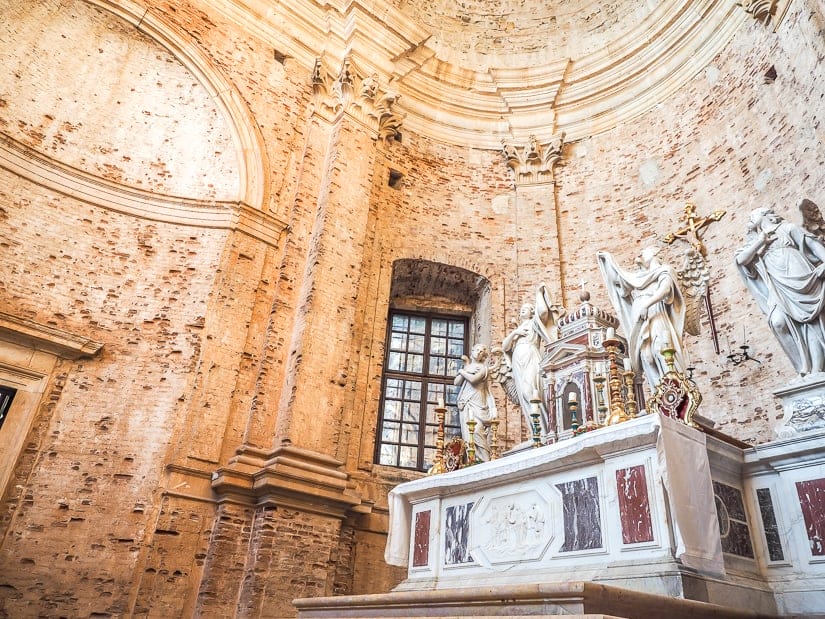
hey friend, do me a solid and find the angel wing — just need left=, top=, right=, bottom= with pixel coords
left=799, top=198, right=825, bottom=242
left=488, top=346, right=520, bottom=406
left=676, top=247, right=709, bottom=337
left=534, top=283, right=566, bottom=344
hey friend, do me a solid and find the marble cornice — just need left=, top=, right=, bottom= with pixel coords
left=204, top=0, right=764, bottom=149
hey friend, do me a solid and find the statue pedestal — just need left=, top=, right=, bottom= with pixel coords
left=772, top=372, right=825, bottom=438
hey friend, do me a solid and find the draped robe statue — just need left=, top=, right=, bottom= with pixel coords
left=735, top=206, right=825, bottom=376
left=500, top=284, right=564, bottom=437
left=454, top=344, right=497, bottom=462
left=598, top=247, right=688, bottom=390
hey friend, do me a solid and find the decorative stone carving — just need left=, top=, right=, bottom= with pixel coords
left=735, top=0, right=777, bottom=25
left=473, top=490, right=553, bottom=565
left=309, top=56, right=403, bottom=139
left=735, top=204, right=825, bottom=376
left=500, top=133, right=565, bottom=185
left=598, top=247, right=693, bottom=391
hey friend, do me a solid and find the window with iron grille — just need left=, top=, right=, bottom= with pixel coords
left=375, top=311, right=468, bottom=471
left=0, top=385, right=16, bottom=432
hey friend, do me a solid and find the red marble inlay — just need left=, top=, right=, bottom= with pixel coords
left=412, top=509, right=431, bottom=567
left=616, top=465, right=654, bottom=544
left=796, top=478, right=825, bottom=556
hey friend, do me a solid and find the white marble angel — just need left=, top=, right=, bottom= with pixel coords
left=598, top=247, right=695, bottom=390
left=454, top=344, right=497, bottom=462
left=735, top=202, right=825, bottom=375
left=495, top=284, right=565, bottom=437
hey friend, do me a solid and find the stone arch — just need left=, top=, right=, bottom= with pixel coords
left=88, top=0, right=269, bottom=209
left=389, top=259, right=492, bottom=346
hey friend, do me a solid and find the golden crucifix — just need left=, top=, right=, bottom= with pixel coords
left=664, top=202, right=726, bottom=354
left=663, top=202, right=726, bottom=256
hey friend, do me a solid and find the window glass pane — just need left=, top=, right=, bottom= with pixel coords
left=383, top=400, right=400, bottom=420
left=449, top=321, right=465, bottom=337
left=423, top=447, right=436, bottom=469
left=430, top=337, right=446, bottom=355
left=379, top=444, right=398, bottom=466
left=408, top=334, right=425, bottom=353
left=391, top=315, right=408, bottom=330
left=388, top=351, right=403, bottom=372
left=431, top=319, right=447, bottom=336
left=385, top=378, right=402, bottom=399
left=390, top=332, right=407, bottom=351
left=402, top=402, right=420, bottom=422
left=399, top=446, right=418, bottom=468
left=401, top=423, right=419, bottom=443
left=382, top=421, right=400, bottom=442
left=428, top=356, right=446, bottom=376
left=404, top=381, right=422, bottom=400
left=407, top=354, right=423, bottom=373
left=424, top=424, right=438, bottom=447
left=448, top=339, right=464, bottom=357
left=445, top=407, right=461, bottom=428
left=445, top=385, right=459, bottom=407
left=409, top=317, right=426, bottom=334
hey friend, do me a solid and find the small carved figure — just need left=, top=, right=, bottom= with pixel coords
left=454, top=344, right=497, bottom=462
left=360, top=72, right=379, bottom=100
left=735, top=205, right=825, bottom=375
left=598, top=247, right=690, bottom=390
left=497, top=284, right=565, bottom=437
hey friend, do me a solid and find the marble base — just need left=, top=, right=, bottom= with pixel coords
left=293, top=581, right=781, bottom=618
left=773, top=373, right=825, bottom=438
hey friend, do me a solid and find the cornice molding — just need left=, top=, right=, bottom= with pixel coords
left=0, top=134, right=288, bottom=247
left=0, top=312, right=103, bottom=360
left=204, top=0, right=765, bottom=149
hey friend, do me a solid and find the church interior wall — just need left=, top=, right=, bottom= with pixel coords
left=0, top=0, right=823, bottom=615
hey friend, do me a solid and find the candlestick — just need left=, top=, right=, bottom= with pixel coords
left=466, top=419, right=477, bottom=464
left=490, top=419, right=500, bottom=460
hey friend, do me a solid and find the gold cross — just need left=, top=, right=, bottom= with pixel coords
left=663, top=202, right=726, bottom=256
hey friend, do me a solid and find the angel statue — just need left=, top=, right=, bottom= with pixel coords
left=598, top=247, right=696, bottom=390
left=735, top=202, right=825, bottom=376
left=495, top=284, right=565, bottom=438
left=454, top=344, right=498, bottom=462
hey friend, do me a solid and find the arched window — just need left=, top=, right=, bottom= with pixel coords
left=374, top=260, right=490, bottom=471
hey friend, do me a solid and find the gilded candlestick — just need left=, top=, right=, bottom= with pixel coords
left=466, top=419, right=477, bottom=464
left=489, top=419, right=500, bottom=460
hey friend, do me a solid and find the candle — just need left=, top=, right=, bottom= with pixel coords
left=438, top=396, right=445, bottom=409
left=623, top=358, right=632, bottom=372
left=606, top=327, right=615, bottom=340
left=568, top=391, right=578, bottom=403
left=531, top=389, right=540, bottom=402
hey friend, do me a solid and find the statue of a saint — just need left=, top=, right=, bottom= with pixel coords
left=735, top=206, right=825, bottom=375
left=454, top=344, right=497, bottom=462
left=498, top=284, right=564, bottom=437
left=597, top=247, right=689, bottom=390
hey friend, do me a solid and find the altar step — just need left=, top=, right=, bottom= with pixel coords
left=294, top=582, right=787, bottom=619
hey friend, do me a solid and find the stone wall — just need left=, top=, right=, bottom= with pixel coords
left=0, top=0, right=823, bottom=616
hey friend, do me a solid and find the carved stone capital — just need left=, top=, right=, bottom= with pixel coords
left=501, top=134, right=565, bottom=185
left=310, top=56, right=403, bottom=139
left=734, top=0, right=777, bottom=25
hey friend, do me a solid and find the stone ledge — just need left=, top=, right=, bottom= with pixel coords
left=293, top=581, right=781, bottom=618
left=0, top=311, right=103, bottom=360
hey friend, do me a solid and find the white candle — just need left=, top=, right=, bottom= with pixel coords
left=531, top=389, right=540, bottom=401
left=568, top=391, right=578, bottom=403
left=606, top=327, right=615, bottom=340
left=438, top=396, right=445, bottom=409
left=623, top=358, right=632, bottom=372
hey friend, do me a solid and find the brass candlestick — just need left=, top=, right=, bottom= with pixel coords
left=569, top=397, right=580, bottom=432
left=604, top=336, right=631, bottom=425
left=428, top=400, right=447, bottom=475
left=490, top=419, right=500, bottom=460
left=466, top=419, right=477, bottom=464
left=623, top=369, right=638, bottom=418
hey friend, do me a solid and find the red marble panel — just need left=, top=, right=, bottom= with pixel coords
left=796, top=478, right=825, bottom=556
left=412, top=509, right=431, bottom=567
left=616, top=465, right=654, bottom=544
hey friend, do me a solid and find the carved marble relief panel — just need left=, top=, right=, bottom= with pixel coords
left=616, top=465, right=654, bottom=544
left=556, top=476, right=602, bottom=552
left=755, top=488, right=785, bottom=562
left=795, top=478, right=825, bottom=557
left=444, top=502, right=474, bottom=565
left=412, top=509, right=431, bottom=567
left=471, top=489, right=554, bottom=565
left=713, top=481, right=754, bottom=558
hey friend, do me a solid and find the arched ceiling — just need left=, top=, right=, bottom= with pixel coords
left=174, top=0, right=780, bottom=148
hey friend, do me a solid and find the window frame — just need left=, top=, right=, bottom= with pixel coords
left=374, top=310, right=469, bottom=471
